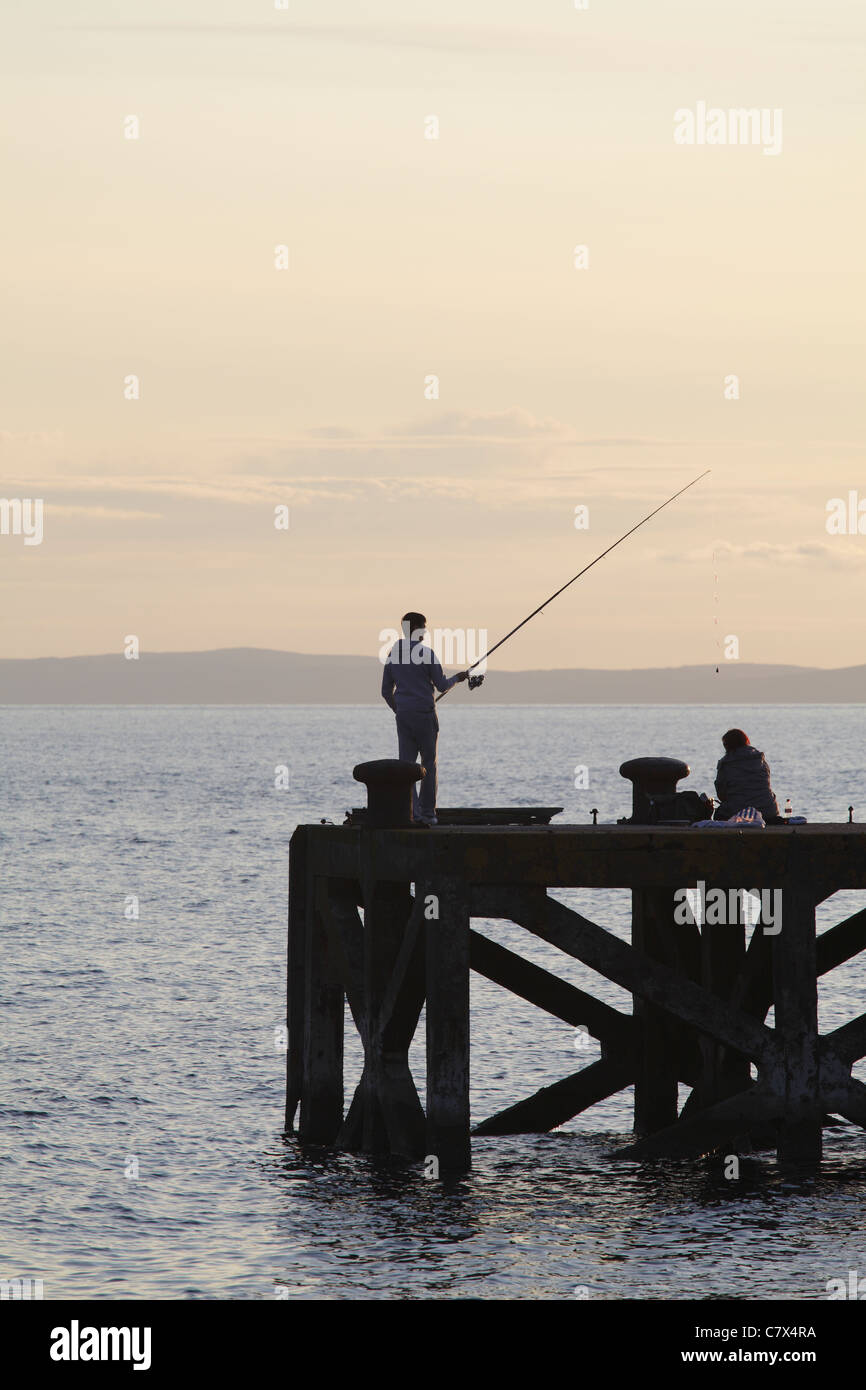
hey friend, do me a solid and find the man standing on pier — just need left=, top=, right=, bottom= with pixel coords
left=381, top=612, right=468, bottom=827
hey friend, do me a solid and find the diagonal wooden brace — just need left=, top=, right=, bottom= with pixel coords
left=510, top=893, right=775, bottom=1065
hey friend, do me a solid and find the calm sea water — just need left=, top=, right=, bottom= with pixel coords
left=2, top=703, right=865, bottom=1301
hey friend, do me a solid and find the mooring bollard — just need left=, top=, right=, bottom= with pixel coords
left=352, top=758, right=426, bottom=828
left=619, top=756, right=690, bottom=824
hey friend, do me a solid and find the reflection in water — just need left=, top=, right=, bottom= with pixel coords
left=266, top=1130, right=866, bottom=1300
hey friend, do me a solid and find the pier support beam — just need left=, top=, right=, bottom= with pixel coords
left=474, top=1057, right=634, bottom=1135
left=773, top=874, right=821, bottom=1164
left=321, top=876, right=426, bottom=1159
left=425, top=879, right=471, bottom=1172
left=631, top=889, right=685, bottom=1134
left=298, top=870, right=344, bottom=1144
left=359, top=881, right=426, bottom=1157
left=285, top=827, right=308, bottom=1131
left=696, top=916, right=750, bottom=1112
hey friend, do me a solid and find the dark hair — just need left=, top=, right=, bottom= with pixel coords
left=722, top=728, right=750, bottom=752
left=402, top=612, right=426, bottom=639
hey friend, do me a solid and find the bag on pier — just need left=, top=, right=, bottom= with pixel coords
left=646, top=790, right=714, bottom=825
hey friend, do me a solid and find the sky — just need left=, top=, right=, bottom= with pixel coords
left=1, top=0, right=864, bottom=669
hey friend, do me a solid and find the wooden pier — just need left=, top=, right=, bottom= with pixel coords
left=284, top=821, right=866, bottom=1171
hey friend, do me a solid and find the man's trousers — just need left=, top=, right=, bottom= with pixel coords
left=395, top=709, right=439, bottom=824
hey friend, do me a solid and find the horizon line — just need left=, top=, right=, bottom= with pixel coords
left=0, top=648, right=861, bottom=675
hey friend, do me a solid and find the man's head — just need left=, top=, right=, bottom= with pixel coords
left=722, top=728, right=750, bottom=753
left=402, top=611, right=427, bottom=641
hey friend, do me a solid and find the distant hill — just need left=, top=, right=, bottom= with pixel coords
left=0, top=649, right=863, bottom=703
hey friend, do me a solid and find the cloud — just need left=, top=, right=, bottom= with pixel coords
left=2, top=408, right=719, bottom=518
left=307, top=426, right=359, bottom=440
left=0, top=467, right=631, bottom=515
left=0, top=411, right=763, bottom=521
left=1, top=471, right=534, bottom=510
left=59, top=18, right=860, bottom=63
left=44, top=504, right=164, bottom=521
left=0, top=429, right=65, bottom=447
left=659, top=540, right=866, bottom=567
left=389, top=408, right=566, bottom=439
left=58, top=20, right=585, bottom=60
left=215, top=412, right=699, bottom=453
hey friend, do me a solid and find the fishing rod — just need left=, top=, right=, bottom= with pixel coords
left=436, top=469, right=711, bottom=702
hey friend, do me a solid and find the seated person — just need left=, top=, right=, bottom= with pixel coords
left=714, top=729, right=783, bottom=823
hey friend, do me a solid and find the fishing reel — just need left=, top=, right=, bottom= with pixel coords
left=467, top=674, right=485, bottom=690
